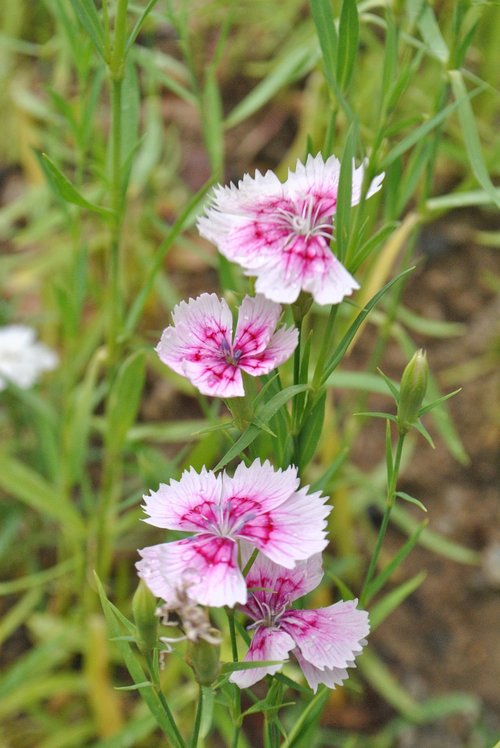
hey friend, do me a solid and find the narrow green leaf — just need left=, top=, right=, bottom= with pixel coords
left=281, top=686, right=330, bottom=748
left=365, top=522, right=427, bottom=603
left=298, top=389, right=326, bottom=471
left=115, top=681, right=153, bottom=691
left=310, top=0, right=338, bottom=94
left=126, top=0, right=159, bottom=51
left=69, top=0, right=106, bottom=58
left=336, top=0, right=359, bottom=91
left=106, top=350, right=146, bottom=453
left=370, top=571, right=427, bottom=630
left=214, top=385, right=309, bottom=471
left=391, top=504, right=481, bottom=565
left=225, top=40, right=318, bottom=129
left=449, top=70, right=500, bottom=208
left=36, top=152, right=113, bottom=219
left=381, top=83, right=485, bottom=169
left=419, top=388, right=462, bottom=415
left=203, top=67, right=224, bottom=175
left=94, top=574, right=186, bottom=748
left=358, top=648, right=421, bottom=720
left=417, top=4, right=449, bottom=63
left=335, top=122, right=357, bottom=263
left=396, top=491, right=427, bottom=512
left=321, top=267, right=415, bottom=384
left=124, top=179, right=214, bottom=337
left=0, top=454, right=84, bottom=536
left=221, top=659, right=285, bottom=673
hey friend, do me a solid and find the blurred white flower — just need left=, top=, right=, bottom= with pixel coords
left=0, top=324, right=58, bottom=391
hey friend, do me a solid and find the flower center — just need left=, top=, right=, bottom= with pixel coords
left=274, top=196, right=334, bottom=242
left=220, top=337, right=242, bottom=366
left=248, top=595, right=289, bottom=629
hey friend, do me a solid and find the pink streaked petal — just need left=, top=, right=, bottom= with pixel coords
left=229, top=626, right=294, bottom=688
left=223, top=459, right=300, bottom=513
left=156, top=294, right=233, bottom=374
left=141, top=466, right=222, bottom=532
left=233, top=295, right=282, bottom=357
left=197, top=170, right=284, bottom=246
left=183, top=359, right=244, bottom=398
left=302, top=254, right=359, bottom=306
left=137, top=535, right=246, bottom=608
left=280, top=600, right=369, bottom=671
left=242, top=554, right=324, bottom=621
left=293, top=650, right=349, bottom=693
left=239, top=325, right=298, bottom=376
left=220, top=219, right=289, bottom=268
left=239, top=486, right=330, bottom=568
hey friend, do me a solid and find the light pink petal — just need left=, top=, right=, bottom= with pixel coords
left=280, top=600, right=369, bottom=671
left=253, top=263, right=303, bottom=304
left=183, top=358, right=244, bottom=398
left=233, top=295, right=282, bottom=357
left=302, top=254, right=359, bottom=306
left=239, top=485, right=331, bottom=568
left=156, top=293, right=232, bottom=376
left=242, top=554, right=324, bottom=622
left=137, top=535, right=246, bottom=608
left=229, top=626, right=295, bottom=688
left=293, top=650, right=349, bottom=693
left=223, top=460, right=300, bottom=513
left=239, top=325, right=298, bottom=376
left=141, top=466, right=222, bottom=532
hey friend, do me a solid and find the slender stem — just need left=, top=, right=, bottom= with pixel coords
left=312, top=304, right=338, bottom=390
left=226, top=608, right=239, bottom=662
left=145, top=654, right=186, bottom=748
left=361, top=431, right=405, bottom=604
left=190, top=686, right=204, bottom=748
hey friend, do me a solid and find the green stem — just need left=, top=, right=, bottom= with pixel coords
left=226, top=608, right=239, bottom=663
left=190, top=686, right=203, bottom=748
left=312, top=304, right=339, bottom=391
left=361, top=431, right=405, bottom=605
left=144, top=654, right=186, bottom=748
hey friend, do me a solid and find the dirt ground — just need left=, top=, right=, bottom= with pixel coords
left=352, top=225, right=500, bottom=745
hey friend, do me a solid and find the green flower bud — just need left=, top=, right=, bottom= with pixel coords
left=397, top=349, right=429, bottom=434
left=186, top=636, right=221, bottom=686
left=132, top=580, right=158, bottom=653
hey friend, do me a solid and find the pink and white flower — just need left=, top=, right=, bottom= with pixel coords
left=136, top=460, right=331, bottom=608
left=156, top=293, right=298, bottom=398
left=197, top=153, right=384, bottom=305
left=230, top=553, right=369, bottom=692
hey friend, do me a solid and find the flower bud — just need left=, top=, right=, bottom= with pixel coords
left=186, top=636, right=221, bottom=686
left=397, top=349, right=429, bottom=434
left=132, top=580, right=158, bottom=653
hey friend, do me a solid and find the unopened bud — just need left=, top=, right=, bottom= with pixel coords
left=132, top=580, right=158, bottom=653
left=397, top=349, right=429, bottom=433
left=186, top=636, right=221, bottom=686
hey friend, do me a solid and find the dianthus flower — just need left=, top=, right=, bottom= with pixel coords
left=0, top=324, right=58, bottom=391
left=156, top=293, right=298, bottom=398
left=230, top=552, right=369, bottom=692
left=197, top=153, right=384, bottom=305
left=136, top=460, right=330, bottom=608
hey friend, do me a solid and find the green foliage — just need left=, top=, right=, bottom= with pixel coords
left=0, top=0, right=497, bottom=744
